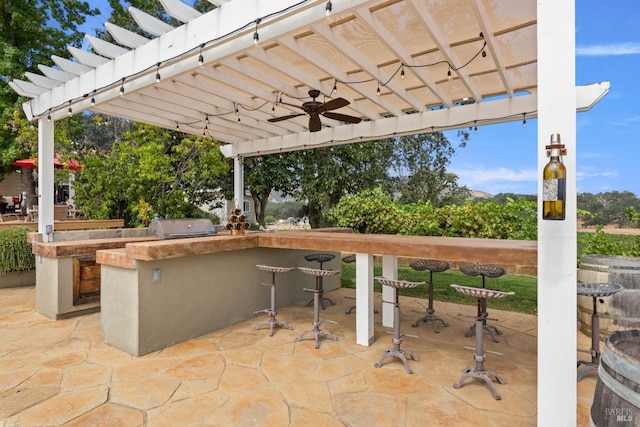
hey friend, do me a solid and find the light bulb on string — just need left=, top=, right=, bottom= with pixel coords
left=67, top=101, right=72, bottom=116
left=325, top=1, right=332, bottom=17
left=155, top=63, right=161, bottom=83
left=119, top=78, right=125, bottom=96
left=473, top=121, right=478, bottom=134
left=400, top=64, right=405, bottom=80
left=447, top=66, right=452, bottom=81
left=253, top=18, right=261, bottom=46
left=91, top=90, right=96, bottom=106
left=198, top=44, right=204, bottom=67
left=522, top=113, right=527, bottom=128
left=332, top=80, right=338, bottom=95
left=47, top=109, right=52, bottom=122
left=376, top=82, right=381, bottom=96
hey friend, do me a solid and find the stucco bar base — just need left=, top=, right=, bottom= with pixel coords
left=35, top=256, right=100, bottom=319
left=100, top=247, right=340, bottom=356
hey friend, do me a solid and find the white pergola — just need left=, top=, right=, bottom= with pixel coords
left=10, top=1, right=609, bottom=425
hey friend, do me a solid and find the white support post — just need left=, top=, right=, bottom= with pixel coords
left=233, top=156, right=244, bottom=212
left=537, top=1, right=577, bottom=425
left=381, top=255, right=397, bottom=328
left=38, top=118, right=55, bottom=242
left=355, top=253, right=374, bottom=346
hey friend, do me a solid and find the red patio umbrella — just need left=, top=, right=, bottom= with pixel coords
left=11, top=154, right=81, bottom=172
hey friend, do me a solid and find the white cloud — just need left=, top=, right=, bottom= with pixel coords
left=576, top=42, right=640, bottom=56
left=451, top=165, right=537, bottom=194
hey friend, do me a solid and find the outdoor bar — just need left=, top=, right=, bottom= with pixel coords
left=91, top=230, right=536, bottom=356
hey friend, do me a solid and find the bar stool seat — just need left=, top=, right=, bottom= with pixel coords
left=460, top=263, right=506, bottom=343
left=451, top=284, right=514, bottom=400
left=253, top=265, right=295, bottom=336
left=296, top=267, right=340, bottom=349
left=304, top=253, right=336, bottom=309
left=409, top=259, right=450, bottom=333
left=374, top=277, right=424, bottom=374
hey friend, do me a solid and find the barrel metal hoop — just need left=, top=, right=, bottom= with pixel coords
left=598, top=360, right=640, bottom=408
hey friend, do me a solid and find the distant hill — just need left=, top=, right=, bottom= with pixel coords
left=470, top=190, right=494, bottom=200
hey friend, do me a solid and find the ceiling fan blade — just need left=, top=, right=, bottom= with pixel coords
left=309, top=114, right=322, bottom=132
left=268, top=113, right=305, bottom=123
left=322, top=112, right=362, bottom=124
left=320, top=97, right=349, bottom=112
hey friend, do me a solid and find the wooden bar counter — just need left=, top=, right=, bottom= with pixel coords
left=95, top=230, right=536, bottom=355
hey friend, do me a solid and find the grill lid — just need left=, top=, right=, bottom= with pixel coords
left=149, top=218, right=216, bottom=239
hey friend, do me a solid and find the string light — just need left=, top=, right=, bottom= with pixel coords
left=47, top=109, right=51, bottom=122
left=522, top=113, right=527, bottom=128
left=473, top=121, right=478, bottom=134
left=35, top=7, right=489, bottom=134
left=253, top=18, right=261, bottom=46
left=67, top=101, right=73, bottom=116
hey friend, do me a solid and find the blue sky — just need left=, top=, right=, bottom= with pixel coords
left=448, top=1, right=640, bottom=196
left=79, top=1, right=640, bottom=196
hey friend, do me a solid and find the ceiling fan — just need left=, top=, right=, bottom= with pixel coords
left=268, top=89, right=362, bottom=132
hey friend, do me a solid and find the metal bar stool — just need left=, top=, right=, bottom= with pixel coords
left=253, top=265, right=296, bottom=336
left=460, top=264, right=506, bottom=343
left=576, top=282, right=623, bottom=381
left=374, top=277, right=424, bottom=374
left=296, top=267, right=340, bottom=349
left=451, top=284, right=514, bottom=400
left=304, top=253, right=336, bottom=310
left=409, top=259, right=450, bottom=333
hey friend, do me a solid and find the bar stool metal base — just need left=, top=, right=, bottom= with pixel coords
left=409, top=259, right=450, bottom=333
left=254, top=265, right=295, bottom=337
left=412, top=307, right=449, bottom=333
left=576, top=282, right=623, bottom=381
left=374, top=277, right=423, bottom=374
left=296, top=267, right=340, bottom=349
left=451, top=284, right=514, bottom=400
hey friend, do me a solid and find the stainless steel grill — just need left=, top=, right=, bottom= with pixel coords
left=149, top=218, right=216, bottom=239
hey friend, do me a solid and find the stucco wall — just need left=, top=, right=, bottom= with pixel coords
left=101, top=247, right=340, bottom=356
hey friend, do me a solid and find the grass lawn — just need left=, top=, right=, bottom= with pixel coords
left=340, top=261, right=538, bottom=315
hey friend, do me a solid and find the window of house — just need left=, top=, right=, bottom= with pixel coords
left=243, top=200, right=250, bottom=213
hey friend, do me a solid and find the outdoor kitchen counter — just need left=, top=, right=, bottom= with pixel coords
left=96, top=230, right=537, bottom=272
left=95, top=230, right=537, bottom=355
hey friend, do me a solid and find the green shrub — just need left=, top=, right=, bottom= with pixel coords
left=0, top=227, right=36, bottom=274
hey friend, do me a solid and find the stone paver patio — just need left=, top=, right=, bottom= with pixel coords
left=1, top=285, right=596, bottom=426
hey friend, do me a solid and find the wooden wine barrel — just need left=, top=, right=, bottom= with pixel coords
left=578, top=255, right=640, bottom=339
left=590, top=330, right=640, bottom=426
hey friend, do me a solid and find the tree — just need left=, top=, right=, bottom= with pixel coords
left=0, top=1, right=99, bottom=174
left=389, top=132, right=470, bottom=206
left=72, top=123, right=228, bottom=226
left=293, top=141, right=394, bottom=228
left=578, top=191, right=640, bottom=227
